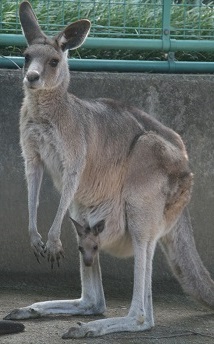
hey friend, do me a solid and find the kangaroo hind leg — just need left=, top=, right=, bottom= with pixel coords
left=5, top=253, right=106, bottom=320
left=63, top=205, right=158, bottom=338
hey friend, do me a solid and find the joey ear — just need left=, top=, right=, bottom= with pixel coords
left=69, top=217, right=85, bottom=237
left=19, top=1, right=47, bottom=45
left=92, top=220, right=105, bottom=236
left=56, top=20, right=91, bottom=51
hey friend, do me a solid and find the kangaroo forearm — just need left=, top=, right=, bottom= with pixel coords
left=27, top=162, right=44, bottom=232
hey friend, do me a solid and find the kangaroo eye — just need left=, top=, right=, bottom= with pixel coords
left=93, top=245, right=98, bottom=251
left=24, top=54, right=31, bottom=64
left=49, top=59, right=59, bottom=67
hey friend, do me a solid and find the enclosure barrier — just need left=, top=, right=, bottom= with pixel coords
left=1, top=0, right=214, bottom=72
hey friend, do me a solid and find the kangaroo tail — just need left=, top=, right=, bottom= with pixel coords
left=159, top=207, right=214, bottom=308
left=0, top=320, right=25, bottom=335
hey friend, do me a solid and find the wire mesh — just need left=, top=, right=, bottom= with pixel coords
left=0, top=0, right=214, bottom=40
left=171, top=0, right=214, bottom=40
left=0, top=0, right=162, bottom=38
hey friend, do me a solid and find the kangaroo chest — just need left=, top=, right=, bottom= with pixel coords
left=23, top=116, right=64, bottom=189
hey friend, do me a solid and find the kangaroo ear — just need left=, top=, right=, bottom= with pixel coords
left=56, top=20, right=91, bottom=51
left=19, top=1, right=47, bottom=45
left=69, top=217, right=85, bottom=237
left=92, top=220, right=105, bottom=236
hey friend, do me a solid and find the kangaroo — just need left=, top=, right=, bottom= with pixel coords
left=5, top=0, right=214, bottom=338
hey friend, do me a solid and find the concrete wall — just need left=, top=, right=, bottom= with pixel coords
left=0, top=70, right=214, bottom=284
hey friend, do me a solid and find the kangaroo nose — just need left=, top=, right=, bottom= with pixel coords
left=26, top=71, right=40, bottom=82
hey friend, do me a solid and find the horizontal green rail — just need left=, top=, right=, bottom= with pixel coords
left=1, top=34, right=214, bottom=73
left=1, top=56, right=214, bottom=73
left=1, top=34, right=214, bottom=52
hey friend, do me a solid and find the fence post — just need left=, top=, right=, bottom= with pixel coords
left=162, top=0, right=172, bottom=52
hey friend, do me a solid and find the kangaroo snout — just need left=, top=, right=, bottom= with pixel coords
left=26, top=70, right=40, bottom=83
left=24, top=69, right=43, bottom=89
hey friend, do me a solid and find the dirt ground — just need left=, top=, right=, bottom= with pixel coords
left=0, top=274, right=214, bottom=344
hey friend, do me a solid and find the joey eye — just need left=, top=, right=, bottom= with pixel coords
left=78, top=246, right=84, bottom=254
left=49, top=59, right=59, bottom=67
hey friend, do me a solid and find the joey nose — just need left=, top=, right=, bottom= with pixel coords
left=26, top=71, right=40, bottom=82
left=83, top=256, right=94, bottom=267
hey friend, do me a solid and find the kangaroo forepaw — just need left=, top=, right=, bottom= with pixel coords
left=45, top=238, right=65, bottom=268
left=30, top=232, right=45, bottom=263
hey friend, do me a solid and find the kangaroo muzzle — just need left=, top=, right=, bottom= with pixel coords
left=26, top=70, right=40, bottom=83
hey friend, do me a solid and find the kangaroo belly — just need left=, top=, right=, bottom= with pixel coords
left=102, top=232, right=133, bottom=258
left=42, top=146, right=63, bottom=191
left=101, top=211, right=133, bottom=258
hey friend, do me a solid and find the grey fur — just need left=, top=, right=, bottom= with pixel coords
left=5, top=1, right=214, bottom=338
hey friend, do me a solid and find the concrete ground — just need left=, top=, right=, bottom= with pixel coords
left=0, top=274, right=214, bottom=344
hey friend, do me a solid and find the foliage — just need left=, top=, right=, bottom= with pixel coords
left=1, top=0, right=214, bottom=61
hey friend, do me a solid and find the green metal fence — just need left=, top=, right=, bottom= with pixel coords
left=1, top=0, right=214, bottom=72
